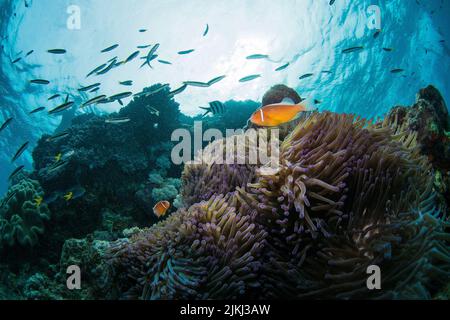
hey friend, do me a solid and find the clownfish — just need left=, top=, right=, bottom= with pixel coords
left=153, top=200, right=171, bottom=218
left=250, top=99, right=307, bottom=127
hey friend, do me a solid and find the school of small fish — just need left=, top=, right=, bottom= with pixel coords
left=1, top=0, right=444, bottom=217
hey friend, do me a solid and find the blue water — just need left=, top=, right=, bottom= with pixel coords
left=0, top=0, right=449, bottom=195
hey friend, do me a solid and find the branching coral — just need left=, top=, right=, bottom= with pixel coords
left=0, top=178, right=50, bottom=248
left=106, top=194, right=267, bottom=299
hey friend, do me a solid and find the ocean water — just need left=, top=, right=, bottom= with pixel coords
left=1, top=0, right=449, bottom=195
left=0, top=0, right=449, bottom=301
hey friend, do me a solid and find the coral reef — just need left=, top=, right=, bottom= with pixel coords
left=0, top=177, right=50, bottom=250
left=386, top=85, right=450, bottom=169
left=25, top=84, right=183, bottom=258
left=102, top=92, right=450, bottom=300
left=386, top=85, right=450, bottom=211
left=1, top=84, right=449, bottom=300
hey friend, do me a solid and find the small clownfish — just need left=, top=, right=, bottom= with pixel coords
left=64, top=191, right=73, bottom=201
left=153, top=200, right=171, bottom=218
left=250, top=99, right=307, bottom=127
left=34, top=196, right=43, bottom=207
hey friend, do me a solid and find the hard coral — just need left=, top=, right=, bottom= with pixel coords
left=0, top=178, right=50, bottom=249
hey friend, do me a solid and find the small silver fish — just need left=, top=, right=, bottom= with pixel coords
left=168, top=84, right=187, bottom=97
left=299, top=73, right=314, bottom=80
left=183, top=81, right=210, bottom=88
left=178, top=49, right=195, bottom=55
left=29, top=107, right=46, bottom=114
left=48, top=101, right=75, bottom=114
left=11, top=142, right=29, bottom=162
left=101, top=44, right=119, bottom=53
left=239, top=74, right=261, bottom=82
left=275, top=63, right=290, bottom=71
left=246, top=54, right=269, bottom=60
left=105, top=117, right=131, bottom=124
left=342, top=46, right=364, bottom=53
left=207, top=75, right=226, bottom=86
left=81, top=95, right=107, bottom=108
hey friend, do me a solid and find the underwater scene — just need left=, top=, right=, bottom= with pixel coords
left=0, top=0, right=449, bottom=302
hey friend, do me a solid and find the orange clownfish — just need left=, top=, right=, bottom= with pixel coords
left=153, top=200, right=171, bottom=218
left=250, top=100, right=307, bottom=127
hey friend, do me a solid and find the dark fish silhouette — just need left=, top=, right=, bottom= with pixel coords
left=0, top=117, right=13, bottom=132
left=299, top=73, right=314, bottom=80
left=110, top=92, right=132, bottom=100
left=203, top=24, right=209, bottom=37
left=101, top=44, right=119, bottom=53
left=275, top=63, right=290, bottom=71
left=342, top=46, right=364, bottom=53
left=200, top=101, right=226, bottom=116
left=81, top=95, right=107, bottom=108
left=46, top=131, right=69, bottom=142
left=29, top=107, right=46, bottom=114
left=9, top=165, right=25, bottom=181
left=183, top=81, right=210, bottom=88
left=208, top=75, right=226, bottom=86
left=125, top=51, right=140, bottom=63
left=86, top=63, right=107, bottom=77
left=105, top=117, right=131, bottom=124
left=30, top=79, right=50, bottom=85
left=178, top=49, right=195, bottom=55
left=48, top=49, right=66, bottom=54
left=119, top=80, right=133, bottom=86
left=97, top=59, right=118, bottom=75
left=168, top=84, right=187, bottom=97
left=48, top=101, right=75, bottom=114
left=11, top=142, right=29, bottom=162
left=78, top=83, right=101, bottom=92
left=239, top=74, right=261, bottom=82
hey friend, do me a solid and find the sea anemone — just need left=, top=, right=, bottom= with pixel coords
left=104, top=110, right=449, bottom=300
left=238, top=112, right=449, bottom=299
left=181, top=130, right=279, bottom=207
left=106, top=194, right=267, bottom=299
